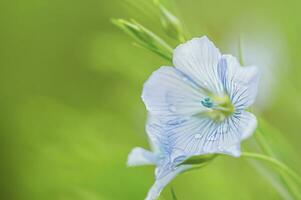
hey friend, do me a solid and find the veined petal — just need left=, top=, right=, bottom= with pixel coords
left=145, top=165, right=191, bottom=200
left=146, top=115, right=171, bottom=155
left=173, top=36, right=224, bottom=95
left=148, top=110, right=257, bottom=158
left=167, top=116, right=241, bottom=157
left=213, top=111, right=256, bottom=156
left=127, top=147, right=158, bottom=166
left=142, top=66, right=206, bottom=117
left=238, top=111, right=257, bottom=140
left=223, top=144, right=241, bottom=157
left=217, top=55, right=260, bottom=109
left=147, top=115, right=238, bottom=158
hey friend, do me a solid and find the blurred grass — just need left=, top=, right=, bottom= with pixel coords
left=1, top=0, right=301, bottom=199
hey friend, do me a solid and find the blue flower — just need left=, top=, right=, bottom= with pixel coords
left=128, top=36, right=260, bottom=200
left=142, top=36, right=259, bottom=158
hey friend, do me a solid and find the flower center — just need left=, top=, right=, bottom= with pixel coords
left=201, top=95, right=234, bottom=122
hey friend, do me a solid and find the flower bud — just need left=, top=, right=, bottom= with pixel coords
left=154, top=0, right=185, bottom=42
left=112, top=18, right=173, bottom=60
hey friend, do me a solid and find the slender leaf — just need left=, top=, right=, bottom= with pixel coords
left=179, top=154, right=217, bottom=166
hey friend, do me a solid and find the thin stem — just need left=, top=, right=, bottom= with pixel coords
left=254, top=129, right=274, bottom=156
left=238, top=34, right=245, bottom=66
left=238, top=37, right=301, bottom=198
left=241, top=152, right=301, bottom=186
left=170, top=186, right=178, bottom=200
left=254, top=128, right=301, bottom=199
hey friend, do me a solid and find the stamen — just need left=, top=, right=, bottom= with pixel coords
left=201, top=97, right=214, bottom=108
left=200, top=95, right=234, bottom=121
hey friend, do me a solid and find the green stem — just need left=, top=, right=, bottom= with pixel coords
left=254, top=127, right=301, bottom=199
left=170, top=186, right=178, bottom=200
left=241, top=152, right=301, bottom=186
left=238, top=37, right=301, bottom=198
left=238, top=34, right=245, bottom=66
left=254, top=129, right=274, bottom=156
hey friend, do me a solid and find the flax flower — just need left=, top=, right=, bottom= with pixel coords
left=128, top=36, right=260, bottom=200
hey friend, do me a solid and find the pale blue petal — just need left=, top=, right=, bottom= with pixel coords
left=142, top=67, right=206, bottom=117
left=173, top=36, right=224, bottom=95
left=217, top=55, right=260, bottom=109
left=148, top=111, right=257, bottom=158
left=146, top=115, right=171, bottom=156
left=219, top=111, right=257, bottom=156
left=145, top=165, right=191, bottom=200
left=147, top=115, right=238, bottom=158
left=167, top=116, right=241, bottom=157
left=222, top=144, right=241, bottom=157
left=146, top=116, right=200, bottom=160
left=238, top=111, right=257, bottom=140
left=127, top=147, right=158, bottom=166
left=146, top=116, right=193, bottom=178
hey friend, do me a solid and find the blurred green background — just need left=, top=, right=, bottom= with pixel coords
left=1, top=0, right=301, bottom=199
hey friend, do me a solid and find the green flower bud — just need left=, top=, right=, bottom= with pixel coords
left=112, top=18, right=173, bottom=61
left=154, top=0, right=186, bottom=42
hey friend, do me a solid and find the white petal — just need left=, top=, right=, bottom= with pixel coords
left=223, top=144, right=241, bottom=157
left=238, top=111, right=257, bottom=140
left=218, top=55, right=260, bottom=109
left=142, top=66, right=206, bottom=117
left=173, top=36, right=224, bottom=95
left=127, top=147, right=157, bottom=166
left=146, top=116, right=171, bottom=155
left=219, top=111, right=257, bottom=156
left=145, top=165, right=191, bottom=200
left=147, top=115, right=240, bottom=158
left=148, top=111, right=257, bottom=158
left=173, top=117, right=241, bottom=157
